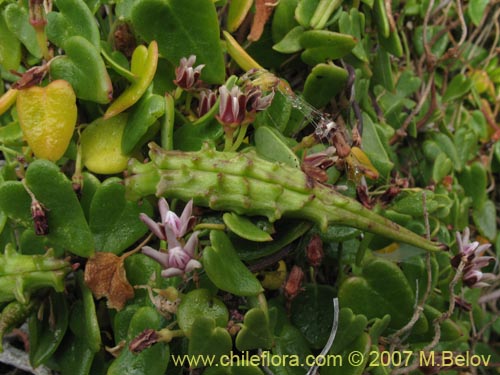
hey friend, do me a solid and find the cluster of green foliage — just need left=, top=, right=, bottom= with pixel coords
left=0, top=0, right=498, bottom=374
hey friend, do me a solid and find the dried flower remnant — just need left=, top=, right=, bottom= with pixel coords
left=284, top=265, right=305, bottom=301
left=129, top=329, right=158, bottom=353
left=173, top=55, right=204, bottom=90
left=245, top=85, right=275, bottom=113
left=306, top=234, right=324, bottom=267
left=22, top=179, right=49, bottom=235
left=451, top=228, right=495, bottom=288
left=302, top=146, right=338, bottom=184
left=31, top=200, right=49, bottom=235
left=12, top=65, right=48, bottom=90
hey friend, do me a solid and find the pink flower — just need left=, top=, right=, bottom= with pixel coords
left=216, top=85, right=247, bottom=128
left=142, top=232, right=201, bottom=278
left=451, top=228, right=495, bottom=288
left=139, top=198, right=194, bottom=241
left=198, top=89, right=217, bottom=117
left=173, top=55, right=204, bottom=90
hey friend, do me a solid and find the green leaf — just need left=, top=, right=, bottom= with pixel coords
left=295, top=0, right=320, bottom=27
left=0, top=13, right=21, bottom=71
left=458, top=162, right=488, bottom=209
left=361, top=114, right=394, bottom=177
left=272, top=0, right=299, bottom=43
left=299, top=30, right=356, bottom=65
left=254, top=126, right=300, bottom=168
left=104, top=42, right=159, bottom=119
left=113, top=304, right=140, bottom=344
left=122, top=94, right=165, bottom=155
left=338, top=257, right=427, bottom=332
left=235, top=308, right=274, bottom=350
left=254, top=89, right=292, bottom=134
left=322, top=333, right=371, bottom=375
left=188, top=316, right=232, bottom=361
left=468, top=0, right=489, bottom=26
left=273, top=26, right=305, bottom=54
left=378, top=29, right=403, bottom=57
left=372, top=47, right=394, bottom=91
left=29, top=292, right=69, bottom=367
left=431, top=132, right=461, bottom=172
left=76, top=271, right=101, bottom=353
left=290, top=284, right=336, bottom=349
left=49, top=36, right=112, bottom=104
left=0, top=181, right=31, bottom=227
left=368, top=315, right=391, bottom=342
left=46, top=0, right=100, bottom=49
left=173, top=118, right=224, bottom=151
left=4, top=3, right=42, bottom=58
left=177, top=289, right=228, bottom=336
left=339, top=9, right=368, bottom=62
left=223, top=213, right=273, bottom=242
left=80, top=114, right=130, bottom=174
left=442, top=75, right=473, bottom=102
left=331, top=308, right=368, bottom=354
left=226, top=0, right=253, bottom=32
left=131, top=0, right=225, bottom=84
left=413, top=26, right=449, bottom=58
left=473, top=200, right=497, bottom=241
left=401, top=255, right=439, bottom=300
left=89, top=178, right=153, bottom=254
left=309, top=0, right=342, bottom=29
left=431, top=153, right=452, bottom=183
left=234, top=220, right=312, bottom=261
left=23, top=160, right=94, bottom=257
left=390, top=190, right=438, bottom=217
left=303, top=63, right=348, bottom=108
left=409, top=304, right=464, bottom=343
left=52, top=331, right=95, bottom=375
left=79, top=172, right=101, bottom=221
left=373, top=0, right=389, bottom=37
left=203, top=231, right=264, bottom=296
left=270, top=323, right=311, bottom=375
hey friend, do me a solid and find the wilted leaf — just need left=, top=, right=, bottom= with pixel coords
left=84, top=252, right=134, bottom=310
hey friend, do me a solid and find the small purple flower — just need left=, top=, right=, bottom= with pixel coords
left=216, top=85, right=247, bottom=128
left=451, top=228, right=495, bottom=288
left=198, top=89, right=217, bottom=117
left=173, top=55, right=204, bottom=90
left=139, top=198, right=194, bottom=241
left=142, top=232, right=201, bottom=278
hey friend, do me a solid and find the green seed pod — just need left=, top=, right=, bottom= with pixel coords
left=0, top=244, right=70, bottom=304
left=125, top=143, right=443, bottom=253
left=0, top=299, right=37, bottom=351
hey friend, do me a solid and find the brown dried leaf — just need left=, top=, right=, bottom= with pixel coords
left=84, top=252, right=134, bottom=310
left=248, top=0, right=278, bottom=42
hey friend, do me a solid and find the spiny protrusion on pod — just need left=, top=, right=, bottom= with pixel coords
left=125, top=143, right=444, bottom=253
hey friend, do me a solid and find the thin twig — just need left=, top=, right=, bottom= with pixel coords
left=454, top=0, right=467, bottom=48
left=390, top=73, right=435, bottom=143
